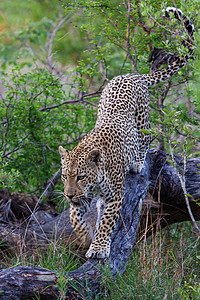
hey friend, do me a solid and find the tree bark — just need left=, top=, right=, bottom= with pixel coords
left=0, top=149, right=199, bottom=299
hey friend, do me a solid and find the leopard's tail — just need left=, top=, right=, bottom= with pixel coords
left=142, top=7, right=195, bottom=86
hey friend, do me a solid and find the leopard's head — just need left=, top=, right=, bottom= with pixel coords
left=59, top=145, right=103, bottom=205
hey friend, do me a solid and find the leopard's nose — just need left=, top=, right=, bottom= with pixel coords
left=67, top=195, right=74, bottom=200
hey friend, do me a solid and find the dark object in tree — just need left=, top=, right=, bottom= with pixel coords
left=0, top=149, right=199, bottom=299
left=148, top=48, right=179, bottom=72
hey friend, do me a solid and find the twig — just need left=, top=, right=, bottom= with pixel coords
left=39, top=90, right=102, bottom=112
left=2, top=133, right=31, bottom=158
left=169, top=140, right=200, bottom=236
left=101, top=8, right=120, bottom=33
left=134, top=0, right=151, bottom=35
left=157, top=80, right=171, bottom=151
left=40, top=169, right=61, bottom=200
left=19, top=13, right=76, bottom=82
left=124, top=0, right=138, bottom=73
left=0, top=120, right=8, bottom=126
left=45, top=14, right=73, bottom=66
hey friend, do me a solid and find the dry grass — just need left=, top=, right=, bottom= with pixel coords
left=104, top=222, right=200, bottom=299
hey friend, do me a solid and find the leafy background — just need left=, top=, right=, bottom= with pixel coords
left=0, top=0, right=199, bottom=298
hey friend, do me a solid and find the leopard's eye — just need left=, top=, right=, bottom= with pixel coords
left=62, top=174, right=68, bottom=180
left=77, top=175, right=86, bottom=181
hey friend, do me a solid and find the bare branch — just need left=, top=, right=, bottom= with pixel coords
left=157, top=80, right=171, bottom=151
left=124, top=0, right=138, bottom=72
left=45, top=13, right=73, bottom=66
left=0, top=120, right=8, bottom=126
left=40, top=169, right=61, bottom=200
left=169, top=141, right=200, bottom=236
left=2, top=133, right=30, bottom=158
left=18, top=13, right=76, bottom=82
left=131, top=1, right=151, bottom=35
left=39, top=90, right=102, bottom=112
left=101, top=8, right=120, bottom=33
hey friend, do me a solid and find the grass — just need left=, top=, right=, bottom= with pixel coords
left=102, top=222, right=200, bottom=300
left=0, top=222, right=199, bottom=299
left=0, top=238, right=82, bottom=274
left=0, top=238, right=84, bottom=298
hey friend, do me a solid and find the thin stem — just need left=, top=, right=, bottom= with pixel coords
left=169, top=140, right=200, bottom=236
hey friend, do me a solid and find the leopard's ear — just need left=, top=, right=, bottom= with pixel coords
left=87, top=149, right=101, bottom=167
left=58, top=146, right=69, bottom=160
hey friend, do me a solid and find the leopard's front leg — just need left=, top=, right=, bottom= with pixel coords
left=70, top=203, right=93, bottom=247
left=86, top=190, right=123, bottom=259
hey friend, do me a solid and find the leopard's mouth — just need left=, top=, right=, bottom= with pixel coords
left=70, top=195, right=88, bottom=206
left=70, top=198, right=81, bottom=206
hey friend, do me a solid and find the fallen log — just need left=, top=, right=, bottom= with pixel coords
left=139, top=149, right=200, bottom=237
left=0, top=149, right=199, bottom=299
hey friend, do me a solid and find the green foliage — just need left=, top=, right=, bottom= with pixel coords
left=0, top=0, right=199, bottom=196
left=0, top=154, right=19, bottom=190
left=0, top=1, right=89, bottom=67
left=0, top=65, right=97, bottom=193
left=179, top=276, right=200, bottom=300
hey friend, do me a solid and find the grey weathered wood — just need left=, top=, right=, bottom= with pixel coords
left=0, top=149, right=199, bottom=299
left=139, top=150, right=200, bottom=237
left=0, top=267, right=58, bottom=300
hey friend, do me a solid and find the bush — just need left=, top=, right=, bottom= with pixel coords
left=0, top=65, right=97, bottom=193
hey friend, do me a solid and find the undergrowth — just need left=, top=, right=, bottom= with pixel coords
left=0, top=222, right=199, bottom=299
left=0, top=239, right=82, bottom=275
left=102, top=222, right=200, bottom=300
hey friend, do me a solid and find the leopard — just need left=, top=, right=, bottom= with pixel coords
left=59, top=7, right=194, bottom=259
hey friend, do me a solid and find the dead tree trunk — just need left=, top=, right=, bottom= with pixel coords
left=0, top=149, right=199, bottom=299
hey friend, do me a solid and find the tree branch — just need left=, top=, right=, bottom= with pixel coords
left=39, top=91, right=102, bottom=112
left=124, top=0, right=138, bottom=73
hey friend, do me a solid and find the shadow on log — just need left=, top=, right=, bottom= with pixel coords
left=0, top=149, right=199, bottom=299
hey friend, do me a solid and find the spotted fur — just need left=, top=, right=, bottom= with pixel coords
left=59, top=7, right=194, bottom=259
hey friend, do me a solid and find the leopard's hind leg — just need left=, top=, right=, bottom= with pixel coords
left=132, top=83, right=150, bottom=173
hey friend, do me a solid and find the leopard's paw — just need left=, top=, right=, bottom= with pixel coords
left=130, top=163, right=143, bottom=174
left=86, top=244, right=110, bottom=259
